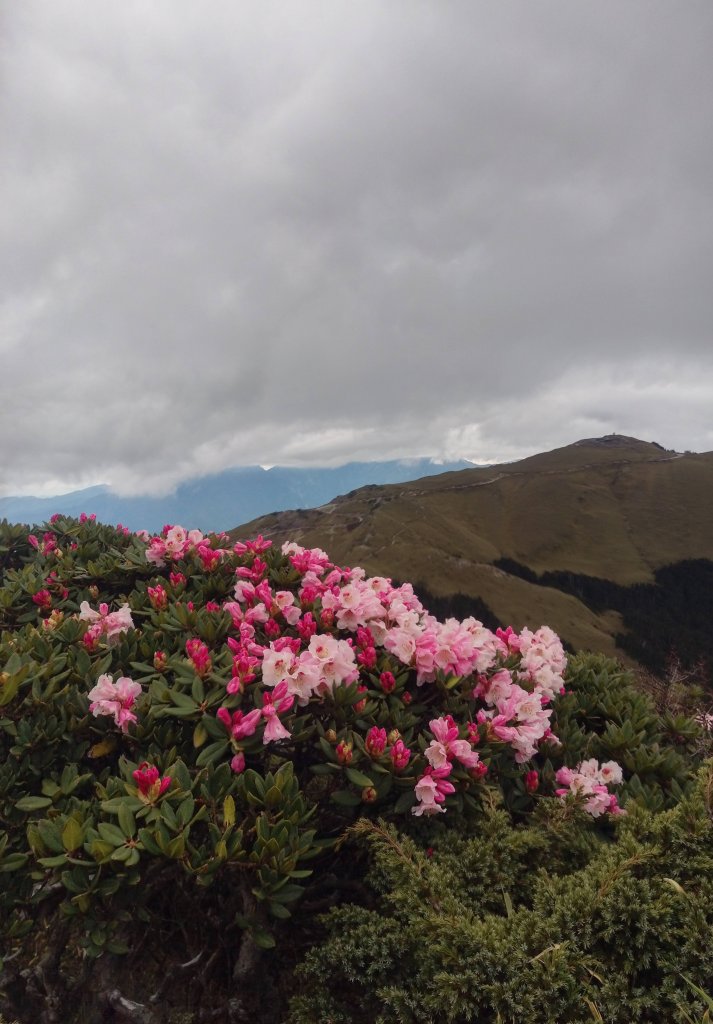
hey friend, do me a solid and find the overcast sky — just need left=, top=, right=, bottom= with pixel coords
left=2, top=1, right=712, bottom=497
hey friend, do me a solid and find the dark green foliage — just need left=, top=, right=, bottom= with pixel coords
left=1, top=516, right=708, bottom=1024
left=290, top=764, right=713, bottom=1024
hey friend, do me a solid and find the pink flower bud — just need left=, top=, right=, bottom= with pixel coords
left=133, top=762, right=171, bottom=803
left=147, top=584, right=168, bottom=610
left=365, top=726, right=387, bottom=757
left=389, top=740, right=411, bottom=772
left=32, top=589, right=52, bottom=611
left=379, top=671, right=396, bottom=693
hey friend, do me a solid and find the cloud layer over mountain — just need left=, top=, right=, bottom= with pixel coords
left=2, top=1, right=712, bottom=497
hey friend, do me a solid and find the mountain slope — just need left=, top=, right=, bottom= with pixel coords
left=231, top=436, right=713, bottom=673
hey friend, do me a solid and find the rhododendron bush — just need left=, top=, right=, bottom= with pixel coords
left=0, top=516, right=704, bottom=1023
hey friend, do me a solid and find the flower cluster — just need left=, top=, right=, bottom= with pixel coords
left=414, top=715, right=486, bottom=815
left=555, top=759, right=625, bottom=816
left=143, top=524, right=229, bottom=568
left=28, top=531, right=58, bottom=556
left=87, top=674, right=142, bottom=732
left=79, top=601, right=134, bottom=649
left=77, top=528, right=621, bottom=820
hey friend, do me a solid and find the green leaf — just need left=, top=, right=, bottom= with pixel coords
left=16, top=795, right=53, bottom=812
left=264, top=785, right=282, bottom=808
left=38, top=854, right=68, bottom=868
left=62, top=819, right=84, bottom=852
left=393, top=790, right=416, bottom=814
left=97, top=822, right=127, bottom=846
left=0, top=853, right=28, bottom=872
left=269, top=883, right=304, bottom=904
left=251, top=928, right=276, bottom=949
left=330, top=790, right=361, bottom=807
left=177, top=796, right=195, bottom=826
left=137, top=829, right=162, bottom=856
left=167, top=833, right=186, bottom=858
left=268, top=901, right=292, bottom=920
left=345, top=767, right=374, bottom=788
left=196, top=740, right=229, bottom=767
left=117, top=803, right=136, bottom=837
left=223, top=795, right=236, bottom=827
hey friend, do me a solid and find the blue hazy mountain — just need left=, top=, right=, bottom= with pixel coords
left=0, top=459, right=473, bottom=534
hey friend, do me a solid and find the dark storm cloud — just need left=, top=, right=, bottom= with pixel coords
left=1, top=1, right=712, bottom=496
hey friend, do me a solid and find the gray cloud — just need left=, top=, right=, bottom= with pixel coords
left=1, top=0, right=712, bottom=496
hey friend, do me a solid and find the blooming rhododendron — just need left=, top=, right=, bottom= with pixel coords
left=413, top=764, right=456, bottom=816
left=79, top=601, right=134, bottom=645
left=555, top=759, right=625, bottom=816
left=87, top=674, right=141, bottom=732
left=261, top=680, right=294, bottom=743
left=128, top=522, right=616, bottom=819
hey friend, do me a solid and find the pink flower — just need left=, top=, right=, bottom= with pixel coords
left=88, top=674, right=141, bottom=732
left=524, top=769, right=539, bottom=794
left=412, top=764, right=455, bottom=816
left=133, top=763, right=171, bottom=803
left=231, top=752, right=246, bottom=774
left=555, top=759, right=625, bottom=817
left=79, top=601, right=134, bottom=645
left=261, top=680, right=294, bottom=744
left=32, top=589, right=52, bottom=611
left=425, top=716, right=482, bottom=772
left=103, top=605, right=135, bottom=643
left=216, top=706, right=262, bottom=741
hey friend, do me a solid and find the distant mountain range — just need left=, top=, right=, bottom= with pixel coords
left=231, top=435, right=713, bottom=683
left=0, top=458, right=472, bottom=534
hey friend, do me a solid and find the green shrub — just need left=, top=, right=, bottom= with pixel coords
left=290, top=764, right=713, bottom=1024
left=0, top=517, right=705, bottom=1023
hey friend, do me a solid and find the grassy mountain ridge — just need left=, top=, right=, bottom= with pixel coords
left=231, top=436, right=713, bottom=675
